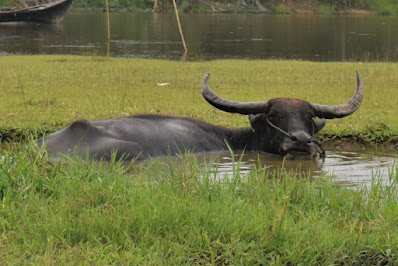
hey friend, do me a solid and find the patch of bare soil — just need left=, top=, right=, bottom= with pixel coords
left=340, top=8, right=373, bottom=15
left=274, top=0, right=373, bottom=15
left=322, top=138, right=398, bottom=153
left=290, top=0, right=317, bottom=14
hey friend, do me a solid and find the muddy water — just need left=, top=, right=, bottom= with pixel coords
left=146, top=142, right=398, bottom=188
left=2, top=139, right=396, bottom=187
left=210, top=150, right=397, bottom=187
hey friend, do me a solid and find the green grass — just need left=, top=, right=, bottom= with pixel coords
left=1, top=55, right=398, bottom=263
left=317, top=4, right=334, bottom=15
left=0, top=141, right=398, bottom=264
left=273, top=5, right=291, bottom=14
left=368, top=0, right=398, bottom=15
left=1, top=55, right=398, bottom=144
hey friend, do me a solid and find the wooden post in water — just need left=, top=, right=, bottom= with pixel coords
left=172, top=0, right=187, bottom=54
left=105, top=0, right=111, bottom=56
left=152, top=0, right=159, bottom=12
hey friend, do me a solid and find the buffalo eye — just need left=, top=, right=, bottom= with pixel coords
left=267, top=110, right=278, bottom=120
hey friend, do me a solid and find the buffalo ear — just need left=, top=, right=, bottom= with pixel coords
left=249, top=114, right=266, bottom=132
left=249, top=114, right=256, bottom=124
left=314, top=119, right=326, bottom=134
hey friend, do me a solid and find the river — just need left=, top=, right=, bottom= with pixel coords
left=1, top=10, right=398, bottom=61
left=1, top=10, right=397, bottom=186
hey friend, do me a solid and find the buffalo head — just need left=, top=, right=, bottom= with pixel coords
left=201, top=72, right=363, bottom=159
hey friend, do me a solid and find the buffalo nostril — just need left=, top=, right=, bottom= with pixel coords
left=290, top=132, right=312, bottom=144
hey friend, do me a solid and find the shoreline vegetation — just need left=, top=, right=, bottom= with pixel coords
left=0, top=56, right=398, bottom=147
left=0, top=140, right=398, bottom=264
left=0, top=56, right=398, bottom=263
left=2, top=0, right=398, bottom=15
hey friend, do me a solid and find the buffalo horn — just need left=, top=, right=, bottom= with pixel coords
left=201, top=72, right=268, bottom=115
left=311, top=71, right=364, bottom=119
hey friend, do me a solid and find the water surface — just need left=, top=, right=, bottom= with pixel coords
left=160, top=148, right=398, bottom=188
left=1, top=11, right=398, bottom=61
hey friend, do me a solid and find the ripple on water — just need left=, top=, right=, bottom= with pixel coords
left=205, top=149, right=397, bottom=188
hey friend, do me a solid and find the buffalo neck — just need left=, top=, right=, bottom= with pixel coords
left=223, top=128, right=257, bottom=151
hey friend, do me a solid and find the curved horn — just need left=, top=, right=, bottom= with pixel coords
left=201, top=72, right=268, bottom=115
left=311, top=71, right=364, bottom=119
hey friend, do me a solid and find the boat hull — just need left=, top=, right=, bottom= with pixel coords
left=0, top=0, right=73, bottom=23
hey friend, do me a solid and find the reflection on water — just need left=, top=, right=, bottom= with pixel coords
left=141, top=149, right=397, bottom=188
left=318, top=151, right=397, bottom=187
left=1, top=11, right=398, bottom=61
left=216, top=150, right=397, bottom=188
left=0, top=22, right=68, bottom=55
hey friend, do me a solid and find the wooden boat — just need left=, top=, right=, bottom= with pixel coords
left=0, top=0, right=73, bottom=23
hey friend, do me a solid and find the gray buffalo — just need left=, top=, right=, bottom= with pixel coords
left=38, top=72, right=364, bottom=160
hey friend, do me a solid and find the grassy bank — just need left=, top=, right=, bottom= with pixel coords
left=0, top=142, right=397, bottom=264
left=1, top=55, right=398, bottom=144
left=1, top=56, right=398, bottom=263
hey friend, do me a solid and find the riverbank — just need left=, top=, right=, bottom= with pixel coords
left=2, top=0, right=398, bottom=15
left=1, top=56, right=398, bottom=146
left=70, top=0, right=396, bottom=16
left=0, top=140, right=397, bottom=264
left=1, top=55, right=398, bottom=264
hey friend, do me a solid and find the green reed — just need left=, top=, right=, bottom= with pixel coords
left=0, top=141, right=398, bottom=264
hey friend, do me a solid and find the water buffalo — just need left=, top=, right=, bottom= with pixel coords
left=38, top=72, right=363, bottom=161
